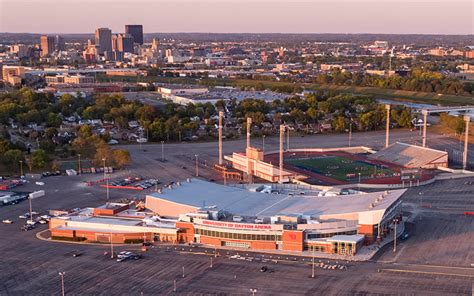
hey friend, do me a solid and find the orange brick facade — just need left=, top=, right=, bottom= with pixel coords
left=281, top=230, right=304, bottom=251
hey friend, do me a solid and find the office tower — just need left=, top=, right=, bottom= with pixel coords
left=40, top=35, right=55, bottom=57
left=55, top=35, right=65, bottom=51
left=118, top=34, right=134, bottom=53
left=151, top=38, right=159, bottom=52
left=95, top=27, right=112, bottom=55
left=112, top=34, right=119, bottom=51
left=125, top=25, right=143, bottom=44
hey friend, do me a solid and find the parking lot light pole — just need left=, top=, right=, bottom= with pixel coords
left=262, top=135, right=265, bottom=152
left=250, top=288, right=257, bottom=296
left=110, top=232, right=114, bottom=259
left=28, top=195, right=33, bottom=224
left=102, top=158, right=109, bottom=203
left=311, top=247, right=315, bottom=278
left=19, top=160, right=23, bottom=176
left=210, top=257, right=213, bottom=268
left=393, top=218, right=398, bottom=253
left=173, top=280, right=176, bottom=292
left=195, top=154, right=199, bottom=177
left=77, top=154, right=81, bottom=175
left=58, top=272, right=65, bottom=296
left=182, top=266, right=185, bottom=278
left=161, top=141, right=165, bottom=162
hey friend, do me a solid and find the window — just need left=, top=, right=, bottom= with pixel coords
left=222, top=241, right=250, bottom=248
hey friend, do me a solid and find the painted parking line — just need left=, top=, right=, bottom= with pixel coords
left=380, top=268, right=474, bottom=278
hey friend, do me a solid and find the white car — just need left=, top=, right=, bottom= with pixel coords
left=232, top=215, right=244, bottom=222
left=2, top=219, right=13, bottom=224
left=35, top=181, right=45, bottom=186
left=26, top=220, right=36, bottom=225
left=38, top=220, right=48, bottom=224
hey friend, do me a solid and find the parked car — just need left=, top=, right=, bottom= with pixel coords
left=21, top=224, right=35, bottom=231
left=260, top=266, right=268, bottom=272
left=2, top=219, right=13, bottom=224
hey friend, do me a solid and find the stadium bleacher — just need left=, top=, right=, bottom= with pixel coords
left=368, top=142, right=448, bottom=169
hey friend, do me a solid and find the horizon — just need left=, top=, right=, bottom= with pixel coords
left=1, top=0, right=473, bottom=35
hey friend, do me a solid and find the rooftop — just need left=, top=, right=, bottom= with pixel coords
left=147, top=179, right=405, bottom=218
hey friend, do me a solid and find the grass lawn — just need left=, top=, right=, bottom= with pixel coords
left=285, top=156, right=394, bottom=181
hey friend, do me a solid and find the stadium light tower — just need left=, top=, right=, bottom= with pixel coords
left=422, top=110, right=428, bottom=147
left=385, top=104, right=391, bottom=148
left=463, top=115, right=470, bottom=170
left=246, top=117, right=252, bottom=149
left=279, top=125, right=285, bottom=183
left=218, top=111, right=224, bottom=165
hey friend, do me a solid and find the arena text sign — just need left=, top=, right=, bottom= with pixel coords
left=198, top=219, right=277, bottom=230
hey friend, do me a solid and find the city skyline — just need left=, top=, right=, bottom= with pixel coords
left=0, top=0, right=473, bottom=35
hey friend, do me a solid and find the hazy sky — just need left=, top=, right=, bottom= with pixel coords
left=0, top=0, right=473, bottom=34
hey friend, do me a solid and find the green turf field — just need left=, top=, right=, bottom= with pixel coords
left=285, top=156, right=394, bottom=181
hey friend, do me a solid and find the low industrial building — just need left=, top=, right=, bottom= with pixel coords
left=49, top=203, right=178, bottom=243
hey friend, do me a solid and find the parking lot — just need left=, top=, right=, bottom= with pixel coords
left=0, top=130, right=473, bottom=295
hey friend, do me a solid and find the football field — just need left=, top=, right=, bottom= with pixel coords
left=285, top=156, right=394, bottom=181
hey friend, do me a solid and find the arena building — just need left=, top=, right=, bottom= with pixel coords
left=145, top=179, right=405, bottom=255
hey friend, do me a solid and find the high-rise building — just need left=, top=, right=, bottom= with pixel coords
left=55, top=35, right=65, bottom=51
left=118, top=34, right=134, bottom=53
left=40, top=35, right=55, bottom=57
left=125, top=25, right=143, bottom=44
left=10, top=45, right=28, bottom=58
left=95, top=27, right=112, bottom=55
left=151, top=38, right=159, bottom=52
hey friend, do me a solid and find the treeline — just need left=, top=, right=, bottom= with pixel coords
left=232, top=93, right=413, bottom=132
left=313, top=69, right=472, bottom=96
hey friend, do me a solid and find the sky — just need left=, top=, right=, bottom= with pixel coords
left=0, top=0, right=473, bottom=34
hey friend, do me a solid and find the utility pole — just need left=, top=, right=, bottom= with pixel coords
left=19, top=160, right=23, bottom=176
left=463, top=115, right=470, bottom=170
left=286, top=125, right=290, bottom=151
left=311, top=246, right=315, bottom=278
left=195, top=154, right=199, bottom=177
left=58, top=272, right=65, bottom=296
left=182, top=266, right=185, bottom=278
left=262, top=135, right=265, bottom=153
left=173, top=280, right=177, bottom=292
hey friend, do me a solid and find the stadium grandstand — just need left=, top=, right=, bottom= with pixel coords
left=368, top=142, right=448, bottom=169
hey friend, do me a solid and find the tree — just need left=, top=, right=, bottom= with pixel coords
left=113, top=149, right=131, bottom=168
left=31, top=149, right=49, bottom=169
left=93, top=141, right=113, bottom=166
left=333, top=116, right=346, bottom=132
left=3, top=149, right=23, bottom=170
left=47, top=112, right=62, bottom=127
